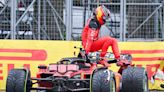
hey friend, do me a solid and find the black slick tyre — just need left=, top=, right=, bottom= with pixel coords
left=122, top=67, right=149, bottom=92
left=90, top=69, right=116, bottom=92
left=6, top=69, right=31, bottom=92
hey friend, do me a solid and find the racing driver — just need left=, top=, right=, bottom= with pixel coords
left=81, top=5, right=124, bottom=66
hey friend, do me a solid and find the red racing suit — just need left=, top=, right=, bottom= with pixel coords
left=82, top=16, right=120, bottom=59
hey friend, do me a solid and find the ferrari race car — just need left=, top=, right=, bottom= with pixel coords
left=6, top=47, right=149, bottom=92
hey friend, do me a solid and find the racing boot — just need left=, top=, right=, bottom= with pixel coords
left=116, top=58, right=130, bottom=66
left=99, top=57, right=110, bottom=67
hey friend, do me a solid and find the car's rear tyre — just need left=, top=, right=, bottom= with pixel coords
left=6, top=69, right=31, bottom=92
left=90, top=69, right=116, bottom=92
left=122, top=67, right=148, bottom=92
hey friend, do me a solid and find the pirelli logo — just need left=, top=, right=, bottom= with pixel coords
left=0, top=49, right=163, bottom=61
left=0, top=49, right=47, bottom=61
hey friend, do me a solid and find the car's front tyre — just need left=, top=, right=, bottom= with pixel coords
left=6, top=69, right=31, bottom=92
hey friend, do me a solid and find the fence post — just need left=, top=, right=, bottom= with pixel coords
left=11, top=0, right=17, bottom=39
left=162, top=1, right=164, bottom=39
left=66, top=0, right=73, bottom=40
left=38, top=0, right=41, bottom=40
left=154, top=0, right=159, bottom=39
left=120, top=0, right=126, bottom=41
left=123, top=0, right=127, bottom=41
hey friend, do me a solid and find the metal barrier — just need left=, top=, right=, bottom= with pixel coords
left=0, top=0, right=163, bottom=41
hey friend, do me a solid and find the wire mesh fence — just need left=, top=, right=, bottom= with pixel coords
left=0, top=0, right=163, bottom=41
left=0, top=0, right=65, bottom=40
left=126, top=0, right=164, bottom=41
left=73, top=0, right=164, bottom=41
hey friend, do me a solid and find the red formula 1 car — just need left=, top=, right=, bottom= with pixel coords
left=6, top=47, right=149, bottom=92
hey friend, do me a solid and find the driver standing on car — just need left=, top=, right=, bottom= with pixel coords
left=81, top=5, right=123, bottom=66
